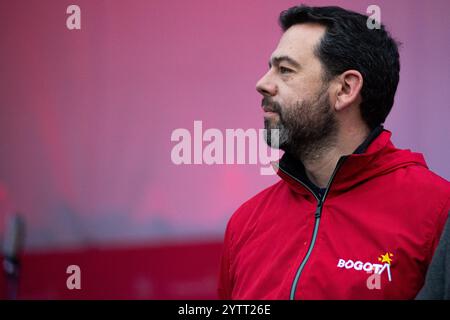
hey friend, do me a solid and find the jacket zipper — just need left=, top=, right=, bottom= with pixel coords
left=275, top=156, right=347, bottom=300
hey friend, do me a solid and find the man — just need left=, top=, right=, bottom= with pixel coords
left=218, top=5, right=450, bottom=300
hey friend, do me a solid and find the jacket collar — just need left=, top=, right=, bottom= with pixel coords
left=272, top=126, right=427, bottom=198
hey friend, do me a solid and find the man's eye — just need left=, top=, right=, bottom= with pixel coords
left=279, top=66, right=293, bottom=74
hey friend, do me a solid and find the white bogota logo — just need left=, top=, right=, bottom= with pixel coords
left=337, top=252, right=394, bottom=282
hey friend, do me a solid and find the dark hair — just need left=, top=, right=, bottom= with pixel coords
left=279, top=5, right=400, bottom=129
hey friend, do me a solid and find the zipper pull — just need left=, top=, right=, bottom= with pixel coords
left=315, top=201, right=323, bottom=219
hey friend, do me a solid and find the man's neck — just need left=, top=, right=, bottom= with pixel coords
left=302, top=126, right=370, bottom=188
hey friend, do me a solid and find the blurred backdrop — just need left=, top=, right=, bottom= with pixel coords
left=0, top=0, right=449, bottom=299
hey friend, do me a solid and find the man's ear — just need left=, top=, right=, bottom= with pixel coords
left=334, top=70, right=363, bottom=111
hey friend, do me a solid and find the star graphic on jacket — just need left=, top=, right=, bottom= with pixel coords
left=378, top=252, right=394, bottom=265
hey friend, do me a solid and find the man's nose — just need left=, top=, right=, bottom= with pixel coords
left=256, top=72, right=277, bottom=97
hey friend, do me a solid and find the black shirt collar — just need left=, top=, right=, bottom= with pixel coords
left=278, top=125, right=384, bottom=199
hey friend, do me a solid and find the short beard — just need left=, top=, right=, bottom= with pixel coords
left=263, top=83, right=338, bottom=161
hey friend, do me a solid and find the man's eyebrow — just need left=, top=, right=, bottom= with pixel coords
left=268, top=55, right=301, bottom=69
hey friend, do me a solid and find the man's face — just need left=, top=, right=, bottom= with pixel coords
left=256, top=23, right=338, bottom=157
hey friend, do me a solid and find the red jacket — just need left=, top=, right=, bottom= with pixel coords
left=218, top=130, right=450, bottom=299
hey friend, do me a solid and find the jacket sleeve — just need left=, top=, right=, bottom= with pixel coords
left=427, top=199, right=450, bottom=263
left=416, top=211, right=450, bottom=299
left=217, top=217, right=235, bottom=300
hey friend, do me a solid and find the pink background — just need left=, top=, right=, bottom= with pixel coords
left=0, top=0, right=449, bottom=298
